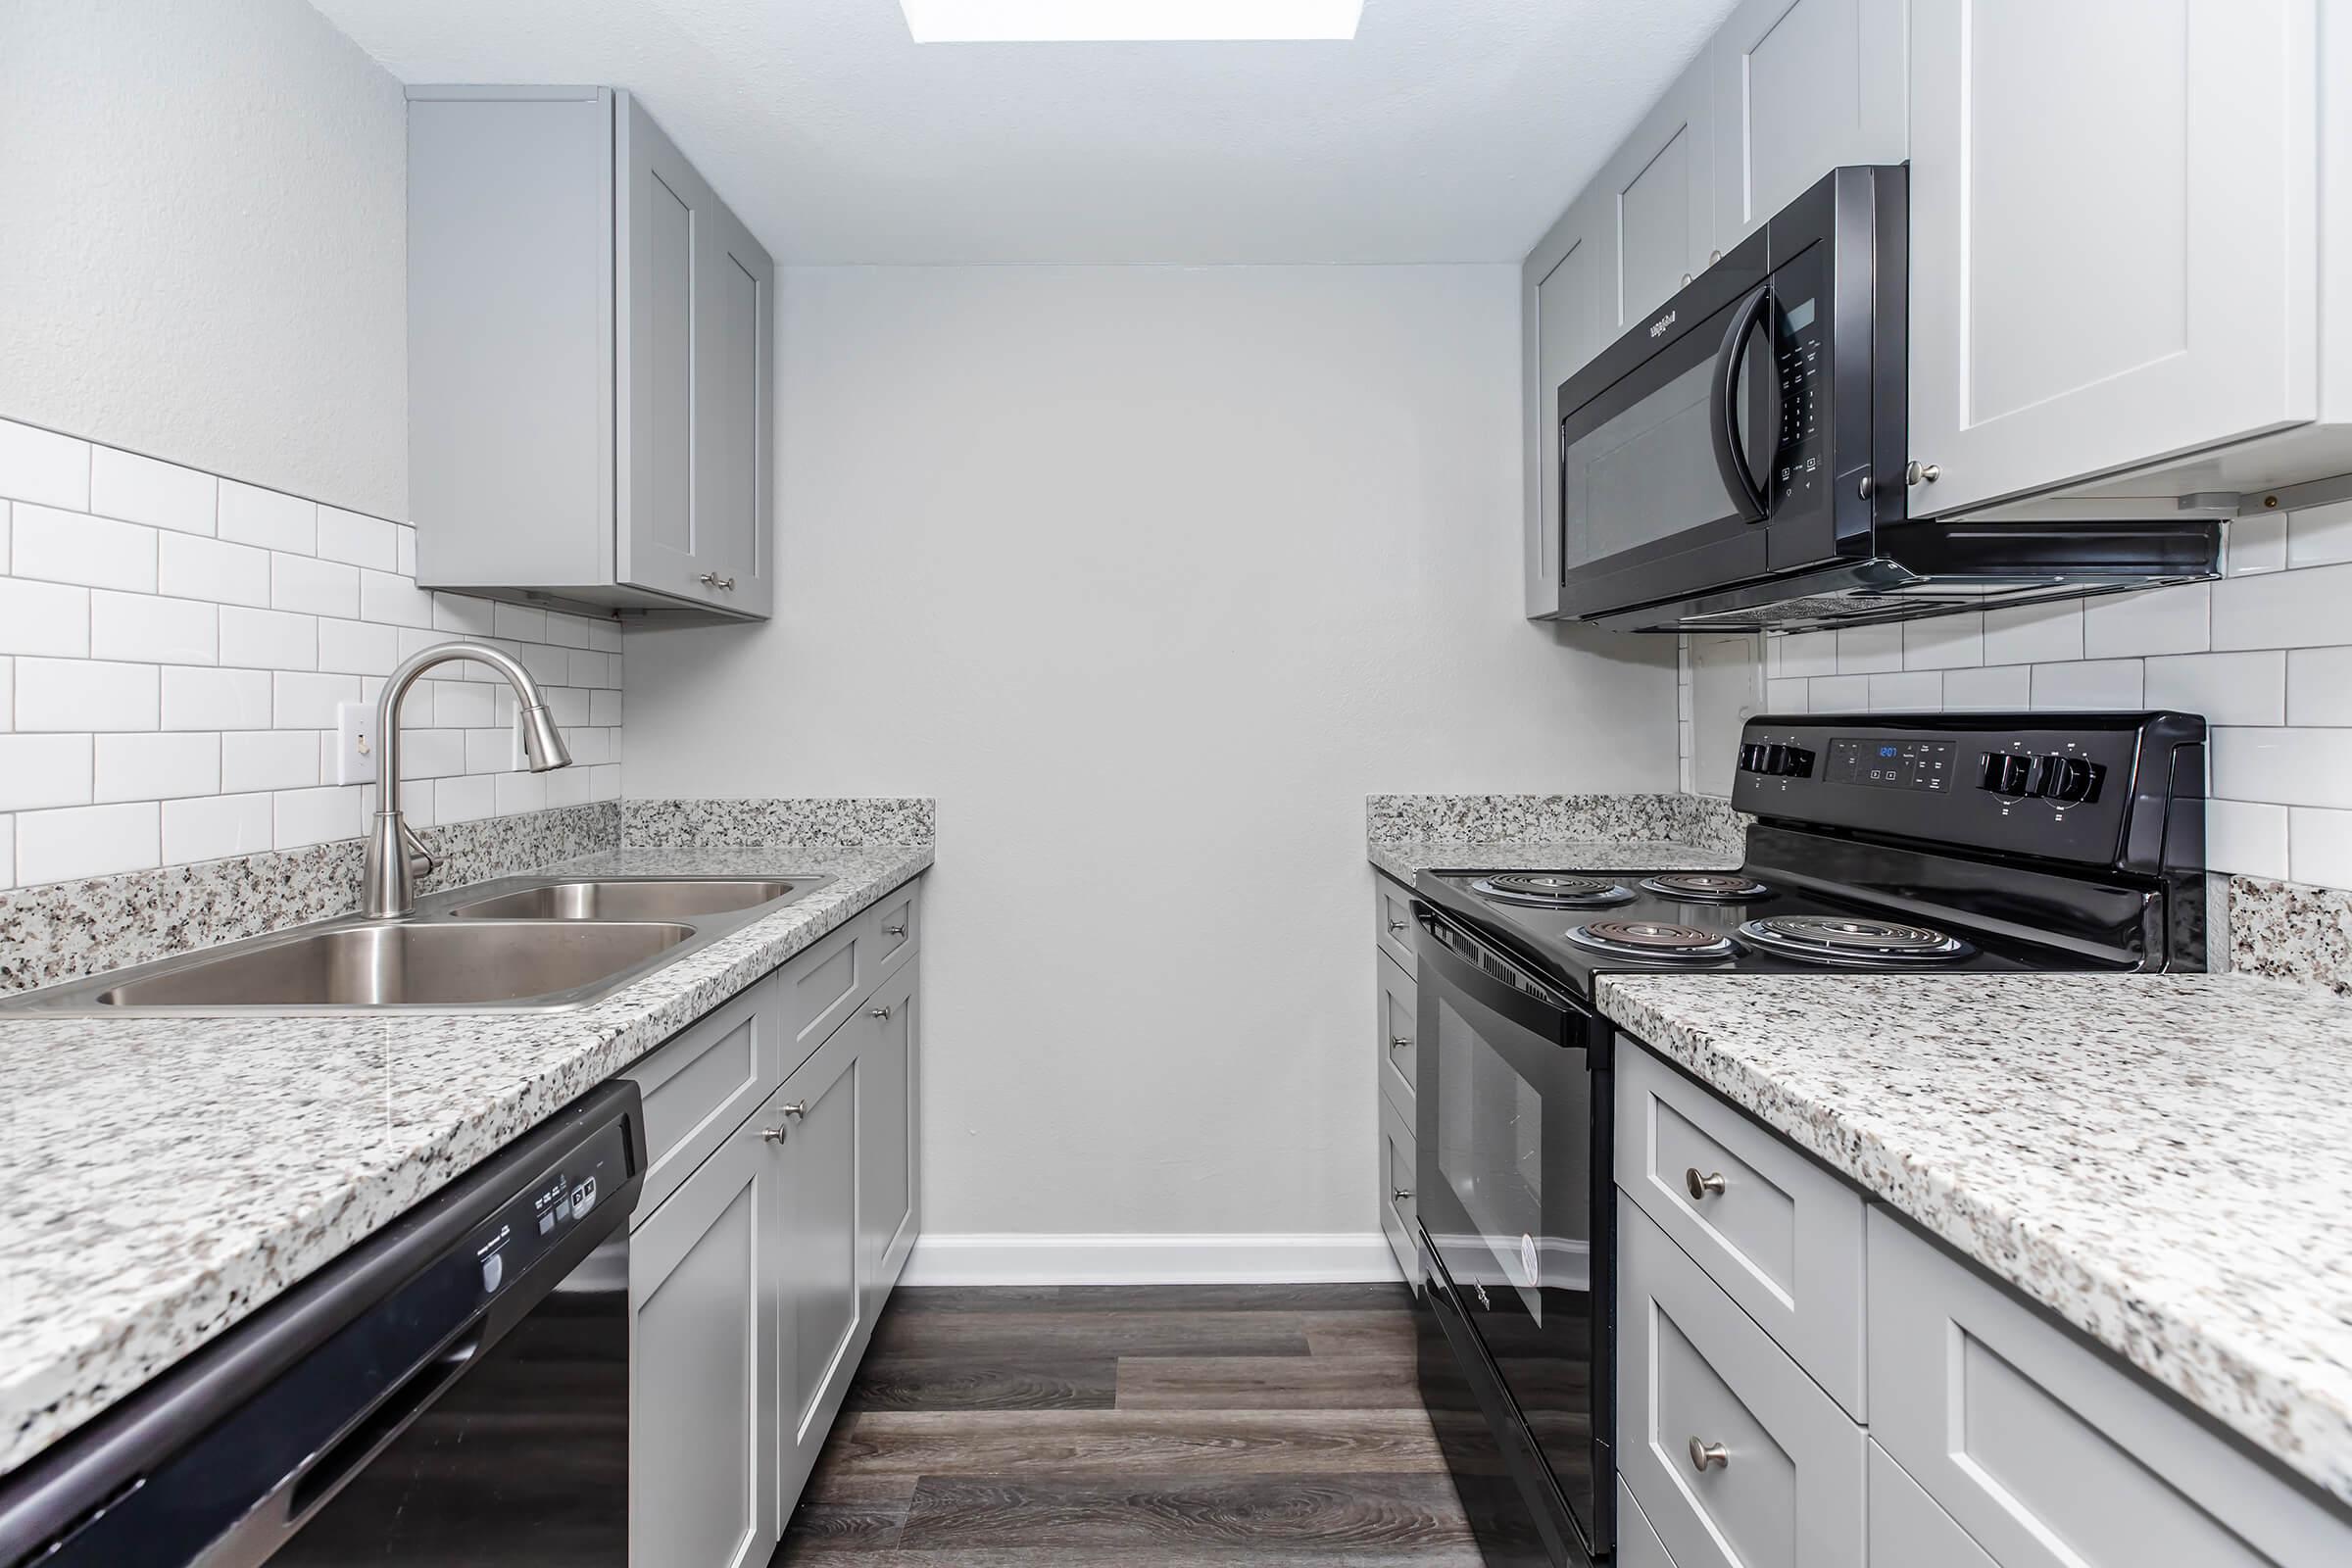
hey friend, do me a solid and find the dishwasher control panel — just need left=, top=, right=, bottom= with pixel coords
left=469, top=1118, right=632, bottom=1297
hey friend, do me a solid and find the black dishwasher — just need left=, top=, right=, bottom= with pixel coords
left=0, top=1082, right=646, bottom=1568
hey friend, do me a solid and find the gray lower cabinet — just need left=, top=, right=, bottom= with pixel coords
left=408, top=85, right=773, bottom=619
left=1616, top=1477, right=1680, bottom=1568
left=1371, top=876, right=1419, bottom=1285
left=1377, top=1094, right=1417, bottom=1285
left=629, top=1123, right=778, bottom=1568
left=624, top=882, right=923, bottom=1566
left=1866, top=1440, right=1990, bottom=1568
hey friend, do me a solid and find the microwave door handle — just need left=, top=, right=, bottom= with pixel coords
left=1708, top=283, right=1778, bottom=521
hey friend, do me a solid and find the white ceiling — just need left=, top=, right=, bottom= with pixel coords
left=311, top=0, right=1737, bottom=265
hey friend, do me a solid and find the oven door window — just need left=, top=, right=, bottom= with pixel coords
left=1436, top=996, right=1551, bottom=1322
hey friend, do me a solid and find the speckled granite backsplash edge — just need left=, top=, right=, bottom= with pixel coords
left=2228, top=874, right=2352, bottom=997
left=0, top=797, right=938, bottom=998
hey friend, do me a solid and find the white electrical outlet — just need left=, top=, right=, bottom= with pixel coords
left=334, top=702, right=374, bottom=785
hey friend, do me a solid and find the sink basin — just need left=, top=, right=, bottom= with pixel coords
left=446, top=878, right=812, bottom=923
left=90, top=920, right=694, bottom=1011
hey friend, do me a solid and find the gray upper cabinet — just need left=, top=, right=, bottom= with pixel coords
left=1522, top=188, right=1615, bottom=617
left=1903, top=0, right=2317, bottom=517
left=409, top=86, right=774, bottom=620
left=1710, top=0, right=1906, bottom=250
left=1600, top=72, right=1715, bottom=336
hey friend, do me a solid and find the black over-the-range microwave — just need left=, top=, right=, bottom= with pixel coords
left=1534, top=165, right=2220, bottom=632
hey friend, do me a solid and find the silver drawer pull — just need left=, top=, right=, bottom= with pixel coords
left=1391, top=1188, right=1414, bottom=1203
left=781, top=1101, right=808, bottom=1119
left=760, top=1124, right=788, bottom=1144
left=1686, top=1167, right=1726, bottom=1200
left=1388, top=918, right=1408, bottom=934
left=869, top=1004, right=895, bottom=1020
left=696, top=571, right=737, bottom=591
left=1689, top=1438, right=1729, bottom=1472
left=882, top=922, right=907, bottom=938
left=1390, top=1035, right=1412, bottom=1052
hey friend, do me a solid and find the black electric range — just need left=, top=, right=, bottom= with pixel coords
left=1407, top=711, right=2207, bottom=1567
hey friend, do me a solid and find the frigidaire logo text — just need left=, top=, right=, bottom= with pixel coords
left=1648, top=310, right=1677, bottom=339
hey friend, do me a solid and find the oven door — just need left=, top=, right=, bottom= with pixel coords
left=1556, top=241, right=1834, bottom=621
left=1414, top=904, right=1612, bottom=1561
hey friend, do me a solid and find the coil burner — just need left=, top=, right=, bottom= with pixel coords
left=1470, top=874, right=1636, bottom=908
left=1736, top=915, right=1973, bottom=966
left=1637, top=873, right=1771, bottom=902
left=1562, top=920, right=1740, bottom=962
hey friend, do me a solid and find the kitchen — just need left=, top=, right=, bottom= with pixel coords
left=0, top=0, right=2345, bottom=1565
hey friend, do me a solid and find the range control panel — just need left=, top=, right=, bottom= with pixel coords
left=1733, top=711, right=2206, bottom=873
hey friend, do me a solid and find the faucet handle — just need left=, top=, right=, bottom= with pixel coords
left=399, top=818, right=437, bottom=881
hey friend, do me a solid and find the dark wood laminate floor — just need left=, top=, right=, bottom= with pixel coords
left=769, top=1283, right=1485, bottom=1567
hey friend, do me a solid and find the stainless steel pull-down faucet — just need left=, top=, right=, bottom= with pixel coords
left=363, top=640, right=572, bottom=919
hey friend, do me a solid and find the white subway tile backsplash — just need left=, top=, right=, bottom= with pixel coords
left=158, top=534, right=271, bottom=608
left=90, top=591, right=218, bottom=665
left=163, top=667, right=272, bottom=731
left=1763, top=677, right=1807, bottom=712
left=0, top=815, right=13, bottom=890
left=589, top=619, right=622, bottom=654
left=359, top=568, right=435, bottom=629
left=492, top=603, right=547, bottom=643
left=220, top=729, right=319, bottom=794
left=1901, top=612, right=1984, bottom=670
left=542, top=613, right=589, bottom=651
left=547, top=686, right=591, bottom=728
left=0, top=657, right=11, bottom=731
left=2211, top=561, right=2352, bottom=651
left=273, top=784, right=365, bottom=850
left=430, top=680, right=494, bottom=729
left=1984, top=600, right=2084, bottom=665
left=399, top=728, right=468, bottom=781
left=395, top=525, right=417, bottom=577
left=2226, top=511, right=2288, bottom=575
left=90, top=449, right=215, bottom=536
left=2286, top=497, right=2352, bottom=568
left=273, top=671, right=362, bottom=730
left=1938, top=663, right=2033, bottom=710
left=219, top=607, right=318, bottom=671
left=2289, top=806, right=2352, bottom=888
left=16, top=802, right=159, bottom=883
left=0, top=579, right=90, bottom=658
left=465, top=727, right=514, bottom=775
left=2082, top=582, right=2209, bottom=659
left=17, top=659, right=158, bottom=732
left=431, top=593, right=498, bottom=636
left=0, top=422, right=90, bottom=511
left=545, top=768, right=592, bottom=808
left=217, top=481, right=316, bottom=553
left=0, top=734, right=93, bottom=811
left=94, top=732, right=220, bottom=803
left=1836, top=623, right=1903, bottom=674
left=2213, top=728, right=2352, bottom=810
left=589, top=688, right=621, bottom=727
left=588, top=762, right=622, bottom=801
left=318, top=618, right=399, bottom=677
left=2030, top=660, right=2143, bottom=710
left=0, top=501, right=10, bottom=571
left=1778, top=630, right=1838, bottom=678
left=270, top=553, right=360, bottom=618
left=493, top=771, right=548, bottom=815
left=2209, top=799, right=2290, bottom=880
left=12, top=504, right=157, bottom=592
left=436, top=773, right=497, bottom=823
left=162, top=792, right=274, bottom=864
left=1809, top=673, right=1869, bottom=710
left=2286, top=646, right=2352, bottom=727
left=316, top=507, right=398, bottom=570
left=1866, top=671, right=1942, bottom=711
left=2143, top=650, right=2286, bottom=727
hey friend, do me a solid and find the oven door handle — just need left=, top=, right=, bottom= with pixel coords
left=1709, top=282, right=1779, bottom=523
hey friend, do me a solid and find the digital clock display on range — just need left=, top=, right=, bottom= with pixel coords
left=1826, top=737, right=1954, bottom=793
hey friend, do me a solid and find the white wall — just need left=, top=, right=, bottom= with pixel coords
left=0, top=0, right=408, bottom=520
left=1681, top=502, right=2352, bottom=891
left=627, top=264, right=1678, bottom=1244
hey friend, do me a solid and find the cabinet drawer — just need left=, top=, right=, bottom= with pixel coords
left=1618, top=1477, right=1681, bottom=1568
left=621, top=973, right=781, bottom=1221
left=1619, top=1196, right=1865, bottom=1568
left=1867, top=1441, right=1990, bottom=1568
left=1867, top=1209, right=2351, bottom=1568
left=867, top=881, right=919, bottom=977
left=779, top=903, right=886, bottom=1068
left=1374, top=875, right=1417, bottom=972
left=1617, top=1040, right=1867, bottom=1417
left=1378, top=1095, right=1418, bottom=1286
left=1376, top=950, right=1417, bottom=1116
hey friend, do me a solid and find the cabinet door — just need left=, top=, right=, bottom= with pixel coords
left=630, top=1127, right=778, bottom=1568
left=771, top=1025, right=863, bottom=1517
left=1905, top=0, right=2316, bottom=515
left=621, top=973, right=781, bottom=1219
left=1711, top=0, right=1905, bottom=249
left=1600, top=69, right=1715, bottom=334
left=1524, top=188, right=1615, bottom=617
left=858, top=958, right=920, bottom=1322
left=696, top=197, right=775, bottom=619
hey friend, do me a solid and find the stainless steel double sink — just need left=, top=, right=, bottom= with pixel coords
left=2, top=876, right=833, bottom=1015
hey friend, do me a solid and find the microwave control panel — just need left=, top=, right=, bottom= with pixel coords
left=1772, top=293, right=1827, bottom=507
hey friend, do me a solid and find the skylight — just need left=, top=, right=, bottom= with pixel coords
left=898, top=1, right=1364, bottom=43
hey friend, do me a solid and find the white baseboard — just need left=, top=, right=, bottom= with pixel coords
left=900, top=1232, right=1403, bottom=1287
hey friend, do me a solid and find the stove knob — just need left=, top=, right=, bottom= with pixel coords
left=1977, top=752, right=2034, bottom=796
left=2034, top=754, right=2097, bottom=804
left=1757, top=743, right=1788, bottom=775
left=1772, top=746, right=1814, bottom=778
left=1738, top=743, right=1763, bottom=773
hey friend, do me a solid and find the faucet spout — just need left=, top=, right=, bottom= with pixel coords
left=363, top=639, right=573, bottom=919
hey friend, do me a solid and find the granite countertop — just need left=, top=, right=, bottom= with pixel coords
left=1370, top=837, right=1744, bottom=882
left=0, top=842, right=932, bottom=1477
left=1596, top=970, right=2352, bottom=1506
left=1366, top=791, right=1749, bottom=884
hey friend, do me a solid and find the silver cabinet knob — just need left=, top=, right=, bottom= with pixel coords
left=781, top=1101, right=808, bottom=1119
left=1390, top=1035, right=1412, bottom=1052
left=1686, top=1167, right=1727, bottom=1200
left=869, top=1004, right=895, bottom=1020
left=1708, top=249, right=1722, bottom=265
left=696, top=571, right=738, bottom=590
left=1905, top=461, right=1941, bottom=486
left=760, top=1124, right=788, bottom=1144
left=1680, top=271, right=1693, bottom=287
left=1690, top=1438, right=1729, bottom=1472
left=1388, top=918, right=1408, bottom=934
left=882, top=922, right=907, bottom=938
left=1392, top=1188, right=1414, bottom=1203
